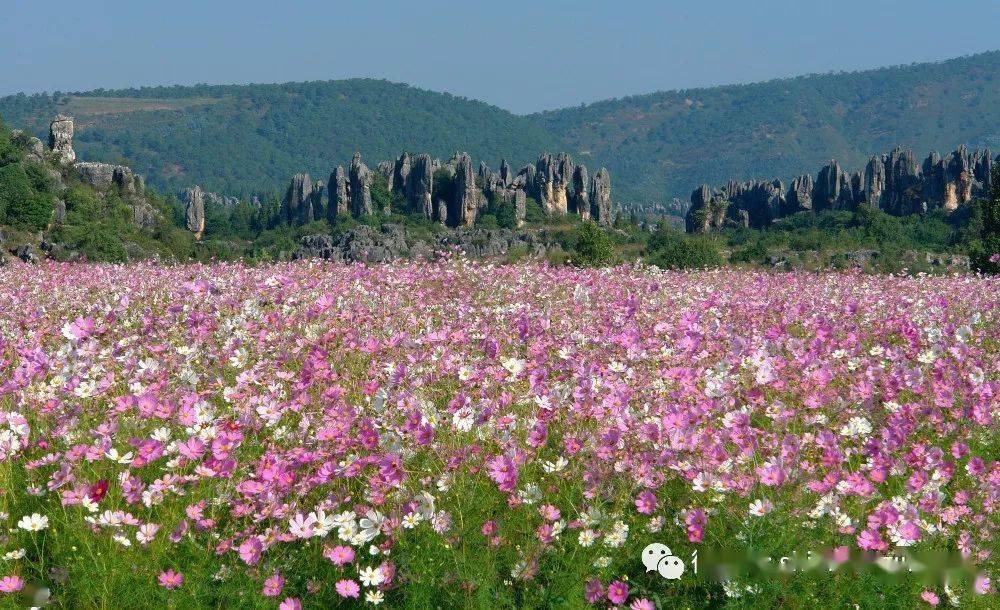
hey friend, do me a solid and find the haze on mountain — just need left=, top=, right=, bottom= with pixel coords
left=2, top=0, right=999, bottom=203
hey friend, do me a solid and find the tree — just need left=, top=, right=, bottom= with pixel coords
left=571, top=221, right=615, bottom=267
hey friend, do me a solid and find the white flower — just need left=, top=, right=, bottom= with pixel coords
left=310, top=510, right=337, bottom=538
left=17, top=513, right=49, bottom=532
left=839, top=416, right=873, bottom=438
left=359, top=566, right=385, bottom=587
left=457, top=366, right=473, bottom=381
left=359, top=510, right=385, bottom=542
left=542, top=456, right=568, bottom=473
left=916, top=350, right=936, bottom=364
left=452, top=407, right=475, bottom=432
left=105, top=448, right=134, bottom=465
left=401, top=513, right=422, bottom=529
left=2, top=548, right=25, bottom=560
left=501, top=358, right=525, bottom=378
left=593, top=556, right=612, bottom=568
left=288, top=513, right=316, bottom=539
left=749, top=499, right=773, bottom=517
left=578, top=529, right=596, bottom=547
left=365, top=590, right=385, bottom=605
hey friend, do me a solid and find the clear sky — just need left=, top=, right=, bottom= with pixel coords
left=3, top=0, right=999, bottom=114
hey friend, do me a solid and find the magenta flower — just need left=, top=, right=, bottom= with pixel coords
left=920, top=590, right=939, bottom=606
left=324, top=545, right=355, bottom=566
left=158, top=569, right=184, bottom=590
left=0, top=575, right=24, bottom=593
left=634, top=490, right=657, bottom=515
left=262, top=571, right=285, bottom=597
left=584, top=578, right=604, bottom=604
left=279, top=599, right=302, bottom=610
left=335, top=579, right=360, bottom=598
left=607, top=580, right=629, bottom=605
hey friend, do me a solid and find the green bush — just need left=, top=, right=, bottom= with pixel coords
left=648, top=226, right=724, bottom=269
left=569, top=221, right=615, bottom=267
left=0, top=163, right=31, bottom=222
left=6, top=191, right=54, bottom=230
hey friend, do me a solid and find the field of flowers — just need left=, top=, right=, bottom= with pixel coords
left=0, top=259, right=996, bottom=609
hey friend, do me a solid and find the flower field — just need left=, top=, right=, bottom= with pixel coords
left=0, top=260, right=997, bottom=609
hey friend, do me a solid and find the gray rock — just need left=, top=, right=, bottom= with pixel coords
left=184, top=186, right=206, bottom=239
left=14, top=244, right=39, bottom=264
left=49, top=115, right=76, bottom=164
left=786, top=174, right=814, bottom=213
left=883, top=147, right=920, bottom=215
left=282, top=173, right=314, bottom=225
left=499, top=159, right=512, bottom=187
left=451, top=153, right=480, bottom=227
left=392, top=153, right=411, bottom=196
left=349, top=153, right=374, bottom=216
left=813, top=160, right=855, bottom=210
left=590, top=167, right=612, bottom=225
left=328, top=166, right=349, bottom=220
left=571, top=164, right=590, bottom=219
left=407, top=154, right=434, bottom=218
left=863, top=155, right=887, bottom=207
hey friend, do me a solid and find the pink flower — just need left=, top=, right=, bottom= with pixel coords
left=335, top=579, right=360, bottom=598
left=324, top=545, right=355, bottom=566
left=481, top=520, right=498, bottom=536
left=539, top=504, right=560, bottom=521
left=607, top=580, right=629, bottom=605
left=584, top=578, right=604, bottom=604
left=158, top=569, right=184, bottom=590
left=279, top=599, right=302, bottom=610
left=487, top=455, right=518, bottom=493
left=237, top=537, right=263, bottom=565
left=0, top=575, right=24, bottom=593
left=634, top=490, right=657, bottom=515
left=630, top=598, right=655, bottom=610
left=920, top=590, right=939, bottom=606
left=974, top=575, right=991, bottom=594
left=262, top=571, right=285, bottom=597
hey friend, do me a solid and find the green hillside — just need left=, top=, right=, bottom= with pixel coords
left=2, top=51, right=999, bottom=202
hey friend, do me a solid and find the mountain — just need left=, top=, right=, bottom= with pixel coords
left=2, top=51, right=999, bottom=203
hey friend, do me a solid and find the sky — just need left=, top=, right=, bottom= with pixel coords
left=3, top=0, right=999, bottom=114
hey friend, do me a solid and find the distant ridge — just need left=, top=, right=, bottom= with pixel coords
left=2, top=50, right=998, bottom=204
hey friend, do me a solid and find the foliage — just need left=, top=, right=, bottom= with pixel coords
left=4, top=52, right=1000, bottom=201
left=568, top=221, right=615, bottom=267
left=647, top=226, right=724, bottom=269
left=971, top=164, right=1000, bottom=273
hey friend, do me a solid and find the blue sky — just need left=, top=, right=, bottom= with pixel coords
left=3, top=0, right=999, bottom=113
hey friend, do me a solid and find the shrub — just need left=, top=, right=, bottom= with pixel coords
left=569, top=221, right=615, bottom=267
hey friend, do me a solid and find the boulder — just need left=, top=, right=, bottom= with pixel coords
left=49, top=115, right=76, bottom=164
left=328, top=166, right=349, bottom=221
left=184, top=186, right=206, bottom=239
left=349, top=153, right=374, bottom=216
left=282, top=173, right=314, bottom=225
left=590, top=168, right=612, bottom=225
left=571, top=164, right=590, bottom=219
left=406, top=154, right=434, bottom=218
left=451, top=153, right=480, bottom=227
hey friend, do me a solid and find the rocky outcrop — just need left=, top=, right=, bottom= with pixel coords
left=814, top=160, right=855, bottom=211
left=451, top=153, right=480, bottom=227
left=406, top=154, right=433, bottom=218
left=349, top=153, right=373, bottom=216
left=328, top=166, right=349, bottom=221
left=49, top=115, right=75, bottom=164
left=590, top=168, right=612, bottom=226
left=282, top=173, right=314, bottom=225
left=531, top=153, right=573, bottom=215
left=293, top=224, right=553, bottom=263
left=571, top=165, right=590, bottom=219
left=882, top=147, right=921, bottom=215
left=184, top=186, right=206, bottom=239
left=391, top=153, right=411, bottom=196
left=687, top=144, right=996, bottom=233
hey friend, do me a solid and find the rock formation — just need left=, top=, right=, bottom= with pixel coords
left=184, top=186, right=206, bottom=240
left=282, top=173, right=314, bottom=225
left=349, top=153, right=373, bottom=216
left=49, top=115, right=76, bottom=164
left=392, top=153, right=411, bottom=196
left=328, top=166, right=349, bottom=221
left=451, top=153, right=480, bottom=227
left=406, top=154, right=434, bottom=218
left=571, top=165, right=590, bottom=219
left=590, top=168, right=613, bottom=226
left=686, top=144, right=997, bottom=233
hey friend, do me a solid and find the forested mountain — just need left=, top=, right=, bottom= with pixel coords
left=2, top=51, right=999, bottom=203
